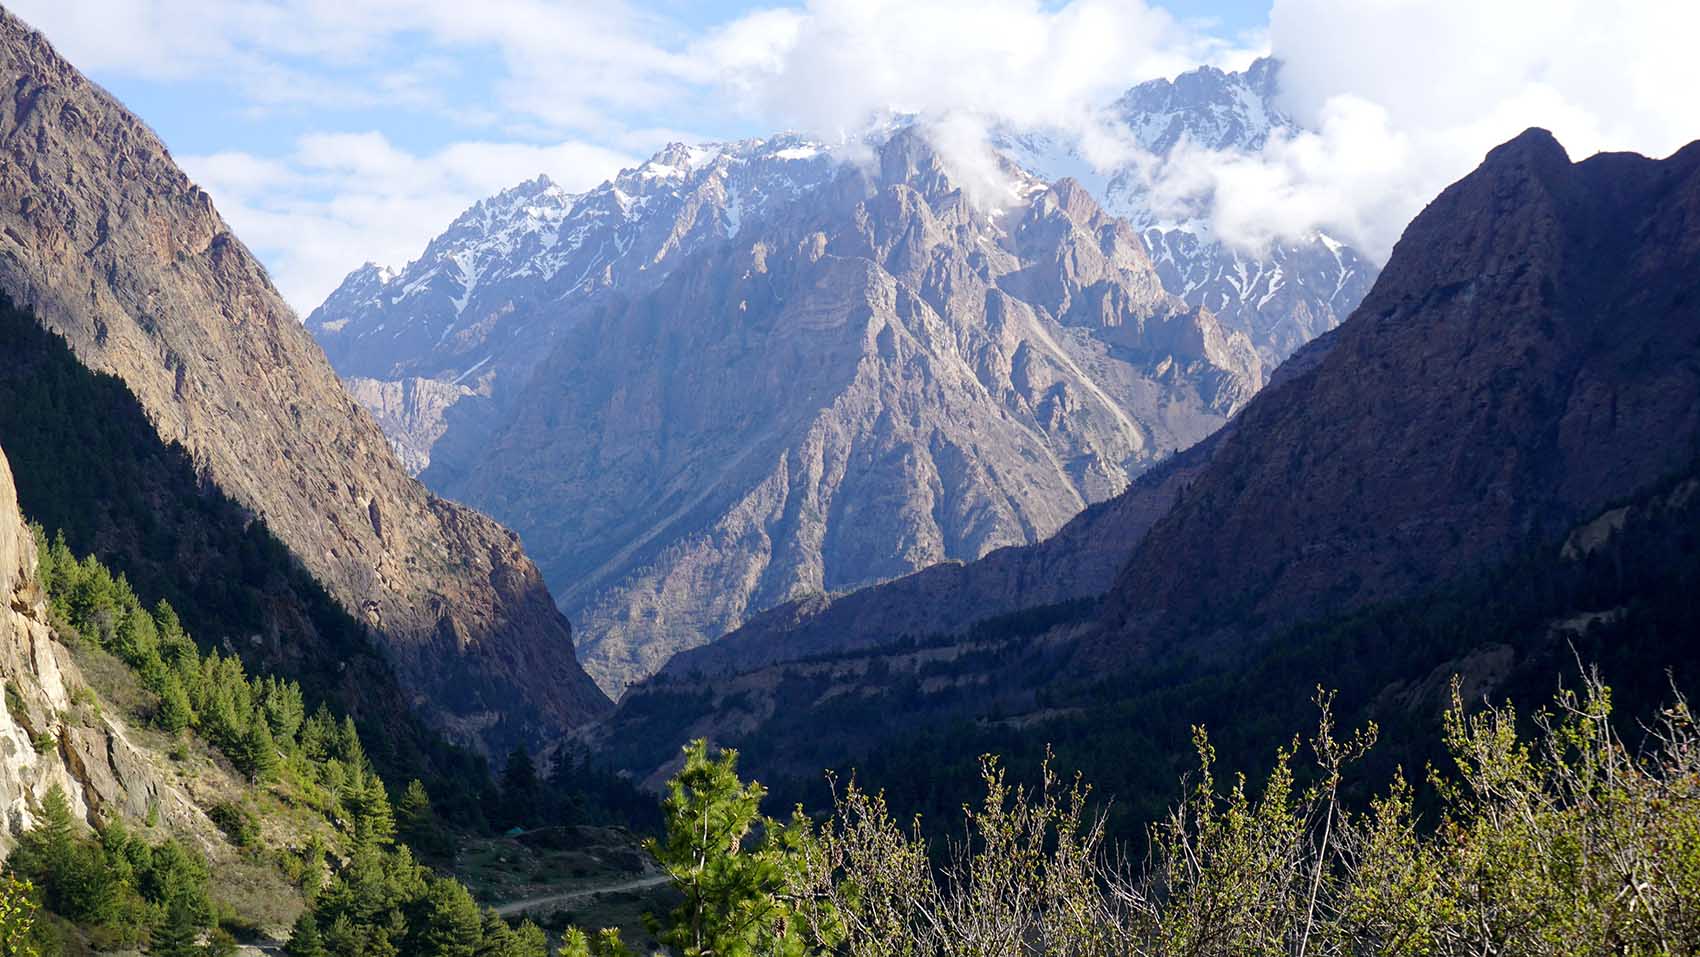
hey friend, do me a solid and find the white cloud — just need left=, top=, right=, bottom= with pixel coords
left=702, top=0, right=1260, bottom=208
left=1150, top=0, right=1700, bottom=259
left=183, top=135, right=635, bottom=311
left=18, top=0, right=1700, bottom=308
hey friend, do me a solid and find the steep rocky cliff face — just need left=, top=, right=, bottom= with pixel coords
left=1004, top=58, right=1378, bottom=366
left=309, top=141, right=840, bottom=474
left=655, top=428, right=1223, bottom=681
left=656, top=320, right=1344, bottom=683
left=591, top=130, right=1700, bottom=798
left=1088, top=129, right=1700, bottom=662
left=0, top=446, right=206, bottom=856
left=436, top=130, right=1260, bottom=692
left=342, top=376, right=475, bottom=475
left=0, top=11, right=607, bottom=747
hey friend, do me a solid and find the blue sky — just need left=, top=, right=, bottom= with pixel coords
left=12, top=1, right=1697, bottom=314
left=7, top=1, right=1271, bottom=309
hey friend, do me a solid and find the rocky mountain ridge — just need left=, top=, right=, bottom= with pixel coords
left=0, top=10, right=608, bottom=750
left=434, top=129, right=1262, bottom=692
left=591, top=129, right=1700, bottom=797
left=309, top=136, right=839, bottom=474
left=311, top=57, right=1377, bottom=695
left=1004, top=58, right=1377, bottom=364
left=1086, top=128, right=1700, bottom=662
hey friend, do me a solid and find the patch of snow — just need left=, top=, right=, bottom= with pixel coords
left=452, top=355, right=491, bottom=385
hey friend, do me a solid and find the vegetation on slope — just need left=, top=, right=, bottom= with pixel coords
left=0, top=298, right=489, bottom=809
left=555, top=670, right=1700, bottom=955
left=1, top=531, right=571, bottom=955
left=613, top=464, right=1700, bottom=843
left=6, top=518, right=1697, bottom=954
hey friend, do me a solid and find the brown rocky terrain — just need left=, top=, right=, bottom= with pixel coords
left=657, top=312, right=1342, bottom=681
left=440, top=129, right=1262, bottom=692
left=0, top=11, right=608, bottom=747
left=1088, top=129, right=1700, bottom=662
left=592, top=129, right=1700, bottom=792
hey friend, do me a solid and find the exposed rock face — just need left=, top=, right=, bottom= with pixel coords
left=657, top=429, right=1222, bottom=680
left=1006, top=58, right=1378, bottom=365
left=0, top=11, right=608, bottom=746
left=1087, top=129, right=1700, bottom=661
left=343, top=376, right=474, bottom=475
left=309, top=142, right=841, bottom=469
left=593, top=130, right=1700, bottom=790
left=431, top=131, right=1259, bottom=692
left=0, top=445, right=208, bottom=855
left=655, top=319, right=1343, bottom=683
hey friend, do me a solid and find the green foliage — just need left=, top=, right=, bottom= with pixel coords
left=148, top=895, right=204, bottom=957
left=2, top=787, right=215, bottom=951
left=16, top=525, right=544, bottom=956
left=499, top=748, right=541, bottom=829
left=0, top=297, right=494, bottom=819
left=207, top=801, right=260, bottom=849
left=527, top=676, right=1700, bottom=955
left=30, top=525, right=315, bottom=781
left=559, top=927, right=635, bottom=957
left=0, top=874, right=41, bottom=957
left=643, top=740, right=815, bottom=957
left=397, top=779, right=453, bottom=859
left=416, top=878, right=483, bottom=957
left=285, top=911, right=326, bottom=957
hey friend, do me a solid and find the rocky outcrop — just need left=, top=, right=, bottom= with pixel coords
left=0, top=10, right=608, bottom=747
left=593, top=130, right=1700, bottom=792
left=0, top=445, right=207, bottom=855
left=653, top=318, right=1343, bottom=682
left=436, top=130, right=1261, bottom=693
left=657, top=428, right=1222, bottom=680
left=343, top=376, right=474, bottom=475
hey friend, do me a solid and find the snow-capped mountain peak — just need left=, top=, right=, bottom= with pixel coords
left=305, top=133, right=841, bottom=444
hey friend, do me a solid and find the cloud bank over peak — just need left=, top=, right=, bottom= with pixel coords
left=16, top=0, right=1698, bottom=309
left=1143, top=0, right=1700, bottom=261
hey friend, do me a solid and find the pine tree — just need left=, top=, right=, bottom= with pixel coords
left=157, top=675, right=192, bottom=735
left=337, top=716, right=365, bottom=769
left=259, top=677, right=305, bottom=744
left=240, top=719, right=280, bottom=782
left=559, top=927, right=633, bottom=957
left=148, top=896, right=203, bottom=957
left=413, top=878, right=482, bottom=957
left=397, top=779, right=446, bottom=855
left=397, top=779, right=432, bottom=831
left=33, top=785, right=76, bottom=873
left=300, top=705, right=336, bottom=761
left=346, top=768, right=395, bottom=852
left=284, top=913, right=325, bottom=957
left=646, top=740, right=806, bottom=957
left=499, top=748, right=539, bottom=828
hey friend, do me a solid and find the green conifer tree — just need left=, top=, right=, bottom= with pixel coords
left=646, top=740, right=808, bottom=957
left=240, top=719, right=280, bottom=782
left=148, top=896, right=203, bottom=957
left=285, top=913, right=325, bottom=957
left=157, top=675, right=193, bottom=735
left=413, top=878, right=482, bottom=957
